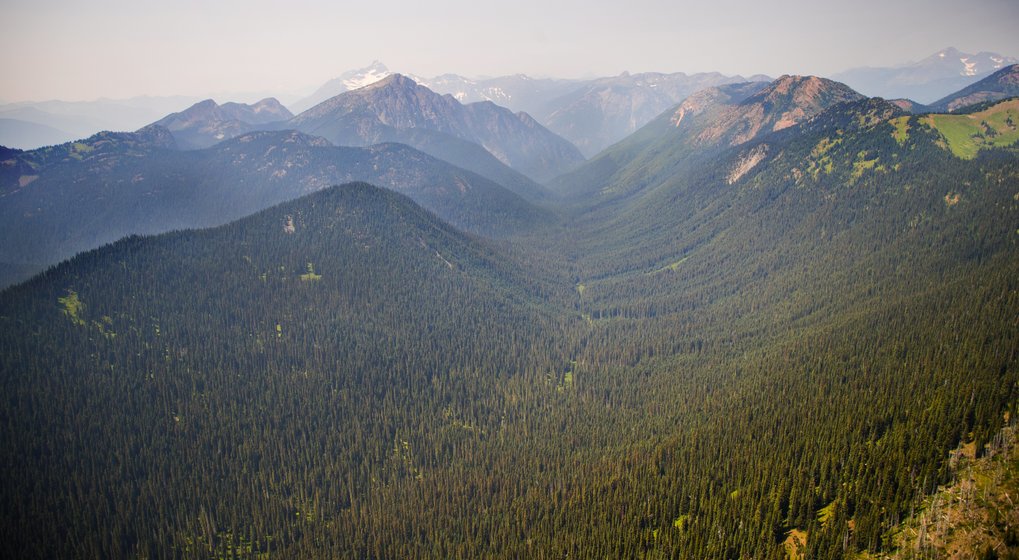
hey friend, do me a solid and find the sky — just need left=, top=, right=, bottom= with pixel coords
left=2, top=0, right=1018, bottom=102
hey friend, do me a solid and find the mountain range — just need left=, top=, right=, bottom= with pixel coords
left=287, top=74, right=585, bottom=183
left=536, top=71, right=772, bottom=156
left=6, top=66, right=1018, bottom=290
left=151, top=98, right=293, bottom=149
left=553, top=76, right=864, bottom=203
left=927, top=63, right=1019, bottom=112
left=149, top=75, right=573, bottom=194
left=2, top=56, right=1019, bottom=559
left=0, top=125, right=551, bottom=287
left=289, top=61, right=395, bottom=114
left=833, top=46, right=1017, bottom=103
left=291, top=61, right=581, bottom=119
left=0, top=96, right=201, bottom=149
left=293, top=62, right=772, bottom=157
left=5, top=48, right=1014, bottom=155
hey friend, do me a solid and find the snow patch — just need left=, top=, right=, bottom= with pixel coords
left=960, top=57, right=977, bottom=76
left=344, top=68, right=392, bottom=91
left=484, top=87, right=509, bottom=102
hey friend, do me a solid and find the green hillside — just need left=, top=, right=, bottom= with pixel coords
left=0, top=183, right=568, bottom=558
left=544, top=95, right=1019, bottom=556
left=1, top=80, right=1018, bottom=558
left=920, top=98, right=1019, bottom=158
left=0, top=129, right=553, bottom=287
left=551, top=76, right=861, bottom=207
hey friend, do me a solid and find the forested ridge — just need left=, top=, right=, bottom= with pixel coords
left=1, top=95, right=1018, bottom=557
left=0, top=128, right=552, bottom=288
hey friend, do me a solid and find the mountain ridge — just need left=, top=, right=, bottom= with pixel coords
left=151, top=98, right=293, bottom=149
left=294, top=63, right=775, bottom=158
left=289, top=60, right=394, bottom=114
left=540, top=71, right=772, bottom=156
left=552, top=75, right=863, bottom=204
left=2, top=59, right=1019, bottom=559
left=928, top=63, right=1019, bottom=112
left=288, top=73, right=585, bottom=183
left=832, top=46, right=1018, bottom=103
left=0, top=127, right=551, bottom=287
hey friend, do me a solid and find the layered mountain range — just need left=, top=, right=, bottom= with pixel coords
left=553, top=76, right=864, bottom=203
left=286, top=74, right=585, bottom=183
left=4, top=47, right=1014, bottom=154
left=0, top=125, right=552, bottom=287
left=833, top=46, right=1017, bottom=102
left=536, top=71, right=773, bottom=156
left=151, top=98, right=293, bottom=149
left=0, top=96, right=201, bottom=150
left=2, top=56, right=1019, bottom=558
left=148, top=74, right=577, bottom=192
left=293, top=62, right=772, bottom=157
left=927, top=63, right=1019, bottom=112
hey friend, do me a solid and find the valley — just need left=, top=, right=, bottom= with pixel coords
left=1, top=58, right=1018, bottom=559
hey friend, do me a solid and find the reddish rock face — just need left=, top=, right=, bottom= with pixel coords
left=670, top=76, right=863, bottom=150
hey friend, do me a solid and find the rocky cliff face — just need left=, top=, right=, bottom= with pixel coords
left=676, top=76, right=864, bottom=148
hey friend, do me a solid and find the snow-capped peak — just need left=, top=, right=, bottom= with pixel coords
left=342, top=62, right=392, bottom=91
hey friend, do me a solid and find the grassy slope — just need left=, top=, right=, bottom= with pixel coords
left=921, top=99, right=1019, bottom=159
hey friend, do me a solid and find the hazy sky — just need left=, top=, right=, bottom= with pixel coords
left=3, top=0, right=1018, bottom=102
